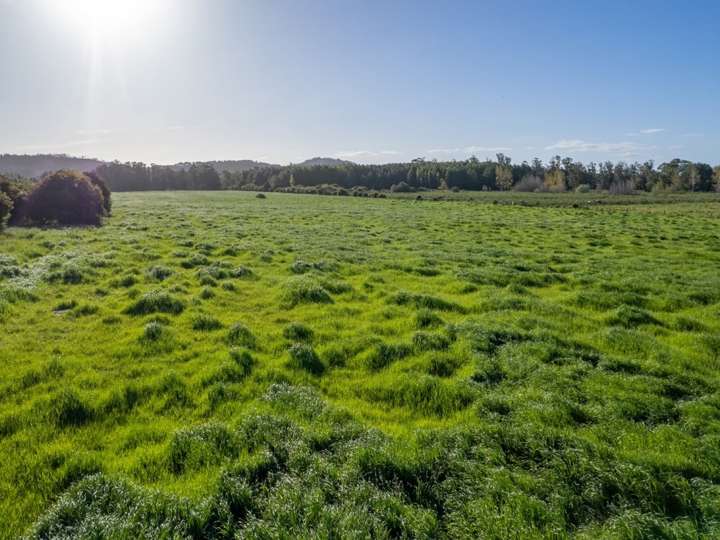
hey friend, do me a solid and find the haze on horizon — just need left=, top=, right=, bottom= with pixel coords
left=1, top=0, right=718, bottom=166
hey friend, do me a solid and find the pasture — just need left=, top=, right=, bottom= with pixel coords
left=1, top=191, right=720, bottom=538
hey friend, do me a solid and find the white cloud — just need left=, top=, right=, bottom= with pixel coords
left=334, top=150, right=400, bottom=159
left=626, top=128, right=666, bottom=136
left=545, top=139, right=652, bottom=157
left=427, top=145, right=511, bottom=156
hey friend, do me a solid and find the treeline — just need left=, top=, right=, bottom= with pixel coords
left=96, top=155, right=720, bottom=193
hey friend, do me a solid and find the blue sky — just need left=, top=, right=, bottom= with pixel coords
left=1, top=0, right=718, bottom=165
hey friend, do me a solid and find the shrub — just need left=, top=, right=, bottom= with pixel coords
left=283, top=322, right=314, bottom=341
left=256, top=193, right=266, bottom=199
left=227, top=323, right=257, bottom=349
left=514, top=175, right=544, bottom=192
left=84, top=171, right=112, bottom=215
left=287, top=343, right=325, bottom=375
left=390, top=181, right=414, bottom=193
left=124, top=290, right=185, bottom=315
left=191, top=314, right=223, bottom=331
left=0, top=192, right=11, bottom=230
left=1, top=175, right=29, bottom=228
left=20, top=170, right=105, bottom=226
left=575, top=184, right=592, bottom=193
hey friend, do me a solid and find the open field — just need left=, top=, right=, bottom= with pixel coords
left=1, top=191, right=720, bottom=538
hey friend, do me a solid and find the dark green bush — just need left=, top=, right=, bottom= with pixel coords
left=20, top=170, right=105, bottom=226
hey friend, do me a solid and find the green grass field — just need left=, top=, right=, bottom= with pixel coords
left=2, top=191, right=720, bottom=539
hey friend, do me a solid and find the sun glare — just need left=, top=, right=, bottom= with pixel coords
left=52, top=0, right=165, bottom=39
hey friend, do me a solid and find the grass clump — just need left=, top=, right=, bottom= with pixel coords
left=281, top=276, right=333, bottom=307
left=141, top=321, right=166, bottom=342
left=389, top=291, right=465, bottom=312
left=191, top=313, right=223, bottom=331
left=146, top=265, right=172, bottom=281
left=229, top=348, right=255, bottom=375
left=124, top=290, right=185, bottom=316
left=607, top=305, right=662, bottom=328
left=287, top=343, right=325, bottom=375
left=412, top=331, right=451, bottom=351
left=364, top=375, right=475, bottom=416
left=415, top=308, right=443, bottom=328
left=282, top=322, right=314, bottom=341
left=365, top=342, right=412, bottom=370
left=227, top=322, right=257, bottom=349
left=47, top=389, right=93, bottom=428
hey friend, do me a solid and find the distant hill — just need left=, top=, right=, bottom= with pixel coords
left=0, top=154, right=357, bottom=179
left=172, top=160, right=276, bottom=173
left=0, top=154, right=104, bottom=178
left=296, top=157, right=354, bottom=167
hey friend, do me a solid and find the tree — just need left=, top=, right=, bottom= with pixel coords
left=544, top=156, right=566, bottom=192
left=20, top=170, right=105, bottom=226
left=85, top=171, right=112, bottom=214
left=495, top=153, right=513, bottom=190
left=0, top=192, right=11, bottom=230
left=714, top=166, right=720, bottom=191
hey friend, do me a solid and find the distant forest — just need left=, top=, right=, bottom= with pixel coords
left=1, top=153, right=719, bottom=193
left=94, top=155, right=720, bottom=193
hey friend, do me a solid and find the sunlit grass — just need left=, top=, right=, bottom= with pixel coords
left=1, top=191, right=719, bottom=538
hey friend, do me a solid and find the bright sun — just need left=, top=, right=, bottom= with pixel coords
left=53, top=0, right=164, bottom=39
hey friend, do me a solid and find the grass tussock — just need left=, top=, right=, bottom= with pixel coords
left=124, top=290, right=185, bottom=316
